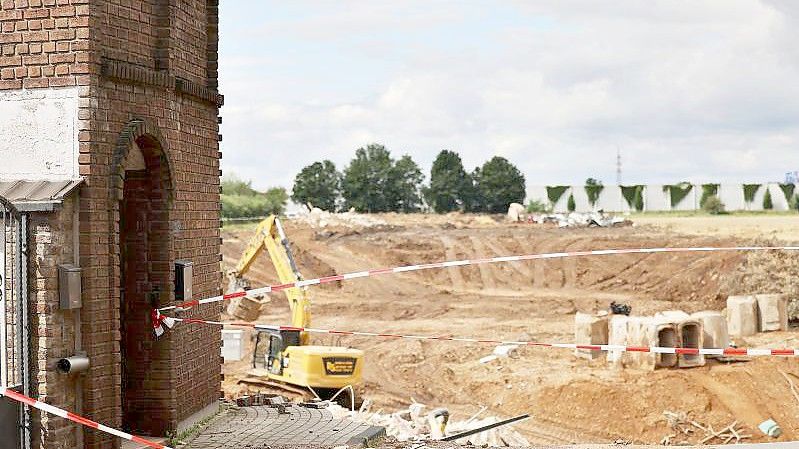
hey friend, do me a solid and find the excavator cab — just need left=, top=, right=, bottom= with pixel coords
left=252, top=328, right=362, bottom=391
left=253, top=329, right=301, bottom=374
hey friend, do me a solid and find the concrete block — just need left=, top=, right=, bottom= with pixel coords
left=607, top=315, right=629, bottom=366
left=691, top=311, right=729, bottom=358
left=625, top=316, right=657, bottom=370
left=726, top=295, right=759, bottom=337
left=608, top=315, right=658, bottom=370
left=756, top=294, right=788, bottom=332
left=654, top=323, right=678, bottom=368
left=574, top=312, right=609, bottom=360
left=677, top=320, right=705, bottom=368
left=654, top=310, right=690, bottom=322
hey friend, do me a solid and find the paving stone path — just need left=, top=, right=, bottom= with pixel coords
left=185, top=403, right=385, bottom=448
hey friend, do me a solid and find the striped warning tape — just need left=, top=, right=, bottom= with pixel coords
left=0, top=387, right=172, bottom=449
left=158, top=245, right=799, bottom=313
left=168, top=317, right=799, bottom=357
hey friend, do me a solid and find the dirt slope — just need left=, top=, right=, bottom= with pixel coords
left=220, top=214, right=799, bottom=445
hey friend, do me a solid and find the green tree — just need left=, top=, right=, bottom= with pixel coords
left=425, top=150, right=472, bottom=213
left=291, top=160, right=341, bottom=211
left=264, top=187, right=289, bottom=214
left=584, top=178, right=604, bottom=208
left=221, top=174, right=288, bottom=218
left=567, top=193, right=576, bottom=212
left=389, top=155, right=424, bottom=212
left=221, top=174, right=259, bottom=196
left=341, top=144, right=424, bottom=213
left=342, top=144, right=394, bottom=212
left=585, top=178, right=602, bottom=187
left=701, top=195, right=726, bottom=215
left=472, top=156, right=526, bottom=213
left=763, top=189, right=773, bottom=210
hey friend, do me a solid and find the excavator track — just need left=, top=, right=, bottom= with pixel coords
left=237, top=377, right=315, bottom=402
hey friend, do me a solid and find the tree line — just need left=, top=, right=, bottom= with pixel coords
left=221, top=175, right=288, bottom=218
left=291, top=144, right=526, bottom=214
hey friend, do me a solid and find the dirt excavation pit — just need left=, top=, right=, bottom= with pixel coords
left=220, top=213, right=799, bottom=446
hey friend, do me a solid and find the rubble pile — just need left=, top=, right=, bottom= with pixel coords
left=528, top=211, right=632, bottom=228
left=294, top=207, right=388, bottom=229
left=327, top=401, right=529, bottom=447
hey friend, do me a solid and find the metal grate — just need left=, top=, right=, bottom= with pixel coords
left=1, top=198, right=31, bottom=449
left=1, top=202, right=22, bottom=388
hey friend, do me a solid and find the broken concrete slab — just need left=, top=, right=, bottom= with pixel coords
left=726, top=295, right=759, bottom=337
left=756, top=294, right=788, bottom=332
left=574, top=312, right=609, bottom=360
left=691, top=311, right=729, bottom=358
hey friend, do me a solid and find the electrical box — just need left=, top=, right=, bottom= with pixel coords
left=59, top=264, right=82, bottom=310
left=175, top=260, right=193, bottom=302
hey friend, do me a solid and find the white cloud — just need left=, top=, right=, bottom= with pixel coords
left=219, top=0, right=799, bottom=193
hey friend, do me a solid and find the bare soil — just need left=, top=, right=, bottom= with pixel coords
left=220, top=213, right=799, bottom=445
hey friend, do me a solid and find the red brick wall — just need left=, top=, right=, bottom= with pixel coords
left=0, top=0, right=90, bottom=90
left=2, top=1, right=223, bottom=448
left=28, top=195, right=81, bottom=449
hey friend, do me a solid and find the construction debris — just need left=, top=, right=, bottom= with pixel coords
left=530, top=211, right=632, bottom=228
left=506, top=203, right=526, bottom=222
left=758, top=418, right=782, bottom=438
left=295, top=207, right=388, bottom=229
left=661, top=411, right=751, bottom=445
left=327, top=401, right=529, bottom=446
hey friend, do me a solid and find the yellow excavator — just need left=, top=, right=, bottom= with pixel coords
left=228, top=215, right=363, bottom=400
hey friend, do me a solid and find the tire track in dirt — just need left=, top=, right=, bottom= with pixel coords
left=468, top=236, right=501, bottom=289
left=562, top=237, right=596, bottom=288
left=480, top=236, right=533, bottom=278
left=440, top=235, right=466, bottom=290
left=524, top=416, right=617, bottom=444
left=526, top=235, right=567, bottom=288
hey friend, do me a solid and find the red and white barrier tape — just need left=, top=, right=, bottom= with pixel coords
left=0, top=387, right=172, bottom=449
left=168, top=317, right=799, bottom=357
left=157, top=245, right=799, bottom=314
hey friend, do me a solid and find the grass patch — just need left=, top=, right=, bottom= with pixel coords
left=628, top=210, right=796, bottom=218
left=166, top=404, right=226, bottom=447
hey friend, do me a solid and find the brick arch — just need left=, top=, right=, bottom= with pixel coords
left=109, top=118, right=179, bottom=437
left=111, top=118, right=176, bottom=194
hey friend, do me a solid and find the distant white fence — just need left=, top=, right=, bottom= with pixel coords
left=527, top=183, right=796, bottom=213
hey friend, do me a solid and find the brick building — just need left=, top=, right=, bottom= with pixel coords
left=0, top=1, right=223, bottom=448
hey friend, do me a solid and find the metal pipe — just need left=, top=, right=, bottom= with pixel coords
left=72, top=202, right=84, bottom=449
left=440, top=414, right=530, bottom=442
left=19, top=214, right=31, bottom=449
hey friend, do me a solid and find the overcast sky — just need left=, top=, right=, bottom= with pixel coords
left=219, top=1, right=799, bottom=193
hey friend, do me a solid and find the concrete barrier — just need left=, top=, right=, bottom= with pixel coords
left=625, top=316, right=657, bottom=370
left=727, top=295, right=759, bottom=337
left=574, top=312, right=610, bottom=360
left=691, top=311, right=729, bottom=358
left=677, top=320, right=705, bottom=368
left=654, top=311, right=705, bottom=368
left=756, top=294, right=788, bottom=332
left=608, top=315, right=632, bottom=366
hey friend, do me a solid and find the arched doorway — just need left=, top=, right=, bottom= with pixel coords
left=113, top=121, right=176, bottom=436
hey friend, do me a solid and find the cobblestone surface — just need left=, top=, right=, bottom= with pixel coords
left=185, top=404, right=385, bottom=448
